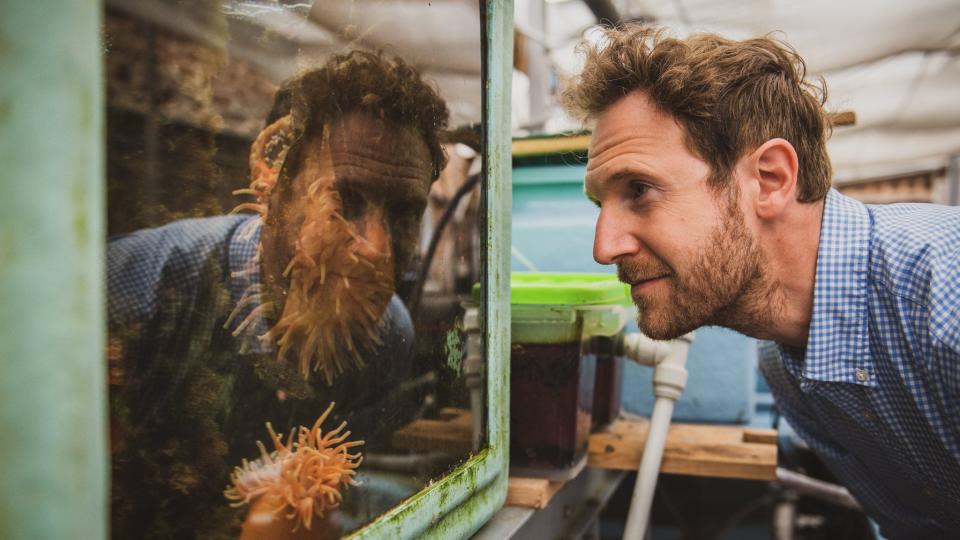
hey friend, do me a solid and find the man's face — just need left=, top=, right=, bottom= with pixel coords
left=257, top=112, right=434, bottom=382
left=280, top=112, right=434, bottom=281
left=584, top=92, right=762, bottom=339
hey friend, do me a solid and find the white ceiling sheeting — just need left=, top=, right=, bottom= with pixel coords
left=221, top=0, right=486, bottom=127
left=522, top=0, right=960, bottom=183
left=306, top=0, right=484, bottom=125
left=309, top=0, right=482, bottom=74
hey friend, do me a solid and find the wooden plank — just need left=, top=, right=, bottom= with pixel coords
left=391, top=409, right=473, bottom=455
left=511, top=112, right=855, bottom=159
left=827, top=110, right=857, bottom=127
left=512, top=135, right=590, bottom=157
left=743, top=428, right=778, bottom=445
left=505, top=477, right=565, bottom=509
left=393, top=409, right=777, bottom=481
left=588, top=416, right=777, bottom=481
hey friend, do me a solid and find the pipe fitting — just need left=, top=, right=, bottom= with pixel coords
left=620, top=331, right=694, bottom=399
left=652, top=362, right=688, bottom=401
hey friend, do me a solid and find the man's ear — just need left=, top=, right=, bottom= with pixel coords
left=749, top=138, right=799, bottom=219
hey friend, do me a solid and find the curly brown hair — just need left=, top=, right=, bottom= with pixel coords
left=273, top=50, right=449, bottom=179
left=562, top=25, right=832, bottom=202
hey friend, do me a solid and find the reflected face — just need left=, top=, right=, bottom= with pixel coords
left=288, top=112, right=434, bottom=278
left=584, top=92, right=762, bottom=339
left=258, top=112, right=434, bottom=382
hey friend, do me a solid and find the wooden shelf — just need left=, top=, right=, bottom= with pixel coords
left=588, top=414, right=777, bottom=481
left=392, top=410, right=778, bottom=508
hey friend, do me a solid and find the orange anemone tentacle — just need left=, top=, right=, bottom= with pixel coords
left=224, top=403, right=363, bottom=533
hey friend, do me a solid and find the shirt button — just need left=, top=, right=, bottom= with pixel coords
left=862, top=409, right=877, bottom=423
left=855, top=369, right=869, bottom=382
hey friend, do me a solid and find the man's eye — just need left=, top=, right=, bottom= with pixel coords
left=630, top=182, right=651, bottom=199
left=339, top=189, right=367, bottom=220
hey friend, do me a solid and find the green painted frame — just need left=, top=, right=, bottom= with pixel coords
left=348, top=1, right=513, bottom=537
left=0, top=1, right=108, bottom=538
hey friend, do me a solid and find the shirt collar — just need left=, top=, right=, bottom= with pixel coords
left=227, top=216, right=273, bottom=354
left=798, top=189, right=874, bottom=387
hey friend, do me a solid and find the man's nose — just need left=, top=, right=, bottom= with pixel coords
left=354, top=206, right=392, bottom=259
left=593, top=207, right=640, bottom=265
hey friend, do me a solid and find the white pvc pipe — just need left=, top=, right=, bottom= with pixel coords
left=620, top=332, right=693, bottom=539
left=623, top=397, right=675, bottom=539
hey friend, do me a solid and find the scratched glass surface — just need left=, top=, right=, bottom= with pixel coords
left=104, top=1, right=484, bottom=537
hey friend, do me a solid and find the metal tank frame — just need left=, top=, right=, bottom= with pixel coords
left=0, top=1, right=512, bottom=538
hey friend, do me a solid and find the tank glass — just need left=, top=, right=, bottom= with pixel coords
left=103, top=1, right=485, bottom=537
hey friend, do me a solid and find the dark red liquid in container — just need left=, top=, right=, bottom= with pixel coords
left=509, top=342, right=595, bottom=479
left=591, top=335, right=623, bottom=429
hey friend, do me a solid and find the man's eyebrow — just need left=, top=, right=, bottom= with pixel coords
left=334, top=175, right=428, bottom=202
left=335, top=172, right=424, bottom=187
left=605, top=167, right=659, bottom=184
left=584, top=166, right=658, bottom=192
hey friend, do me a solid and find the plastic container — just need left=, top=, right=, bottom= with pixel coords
left=506, top=272, right=630, bottom=480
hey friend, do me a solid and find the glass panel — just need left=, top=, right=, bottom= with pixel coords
left=103, top=1, right=485, bottom=537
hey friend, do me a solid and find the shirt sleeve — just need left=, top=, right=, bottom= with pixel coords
left=928, top=246, right=960, bottom=445
left=106, top=216, right=245, bottom=356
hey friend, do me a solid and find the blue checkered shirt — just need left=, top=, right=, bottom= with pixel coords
left=107, top=214, right=273, bottom=354
left=763, top=190, right=960, bottom=538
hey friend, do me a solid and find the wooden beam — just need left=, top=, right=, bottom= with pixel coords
left=511, top=110, right=856, bottom=160
left=588, top=416, right=777, bottom=481
left=512, top=135, right=590, bottom=157
left=391, top=408, right=473, bottom=456
left=505, top=477, right=565, bottom=509
left=743, top=428, right=778, bottom=445
left=827, top=111, right=857, bottom=127
left=393, top=410, right=777, bottom=481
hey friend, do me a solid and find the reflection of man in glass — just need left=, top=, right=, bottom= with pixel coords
left=107, top=51, right=448, bottom=538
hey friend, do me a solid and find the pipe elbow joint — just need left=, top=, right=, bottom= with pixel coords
left=621, top=330, right=694, bottom=399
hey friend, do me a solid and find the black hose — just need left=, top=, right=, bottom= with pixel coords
left=408, top=172, right=482, bottom=318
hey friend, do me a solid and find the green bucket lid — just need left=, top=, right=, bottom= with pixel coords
left=472, top=272, right=631, bottom=306
left=511, top=272, right=630, bottom=305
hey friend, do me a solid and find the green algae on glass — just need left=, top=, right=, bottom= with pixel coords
left=445, top=324, right=466, bottom=375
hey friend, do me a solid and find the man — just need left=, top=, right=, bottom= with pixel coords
left=107, top=50, right=448, bottom=538
left=564, top=26, right=960, bottom=538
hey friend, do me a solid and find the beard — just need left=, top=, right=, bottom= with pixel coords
left=617, top=191, right=770, bottom=340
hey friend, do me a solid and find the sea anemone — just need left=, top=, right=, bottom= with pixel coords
left=236, top=114, right=294, bottom=215
left=224, top=402, right=364, bottom=532
left=265, top=181, right=394, bottom=384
